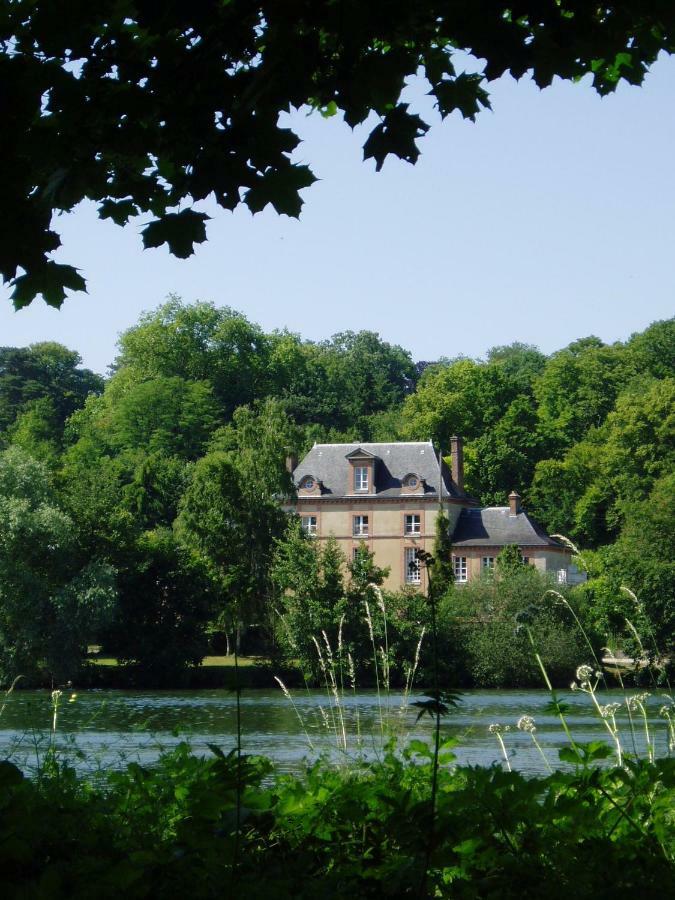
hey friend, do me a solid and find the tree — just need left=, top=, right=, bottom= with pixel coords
left=115, top=298, right=272, bottom=419
left=176, top=401, right=294, bottom=649
left=529, top=377, right=675, bottom=544
left=0, top=343, right=102, bottom=433
left=532, top=337, right=636, bottom=455
left=4, top=2, right=673, bottom=306
left=440, top=562, right=585, bottom=687
left=271, top=522, right=347, bottom=678
left=102, top=529, right=217, bottom=684
left=429, top=510, right=454, bottom=602
left=0, top=447, right=117, bottom=681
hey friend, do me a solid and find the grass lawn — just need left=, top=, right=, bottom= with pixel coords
left=88, top=655, right=263, bottom=668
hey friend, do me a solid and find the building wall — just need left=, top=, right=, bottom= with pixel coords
left=297, top=500, right=465, bottom=591
left=450, top=546, right=574, bottom=583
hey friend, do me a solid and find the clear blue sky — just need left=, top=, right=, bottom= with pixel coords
left=2, top=55, right=674, bottom=375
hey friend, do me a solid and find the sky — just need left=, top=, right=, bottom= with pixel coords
left=1, top=54, right=674, bottom=376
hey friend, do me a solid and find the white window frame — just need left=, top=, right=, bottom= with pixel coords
left=453, top=556, right=468, bottom=583
left=352, top=514, right=369, bottom=537
left=481, top=556, right=495, bottom=571
left=301, top=515, right=317, bottom=536
left=405, top=547, right=421, bottom=584
left=354, top=466, right=369, bottom=492
left=557, top=568, right=568, bottom=584
left=404, top=514, right=421, bottom=535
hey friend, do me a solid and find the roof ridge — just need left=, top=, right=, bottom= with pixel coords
left=312, top=440, right=434, bottom=447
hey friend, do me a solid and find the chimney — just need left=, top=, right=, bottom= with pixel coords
left=285, top=454, right=297, bottom=474
left=509, top=491, right=521, bottom=516
left=450, top=435, right=464, bottom=493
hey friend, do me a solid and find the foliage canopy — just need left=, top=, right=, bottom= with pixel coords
left=3, top=1, right=674, bottom=306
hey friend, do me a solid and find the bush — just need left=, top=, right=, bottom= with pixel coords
left=438, top=561, right=586, bottom=688
left=0, top=745, right=672, bottom=898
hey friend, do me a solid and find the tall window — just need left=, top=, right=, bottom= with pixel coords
left=354, top=466, right=369, bottom=492
left=557, top=568, right=568, bottom=584
left=301, top=515, right=317, bottom=536
left=353, top=515, right=369, bottom=537
left=405, top=547, right=421, bottom=584
left=453, top=556, right=467, bottom=583
left=481, top=557, right=495, bottom=571
left=404, top=514, right=421, bottom=535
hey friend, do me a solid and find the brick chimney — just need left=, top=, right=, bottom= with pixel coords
left=450, top=435, right=464, bottom=493
left=509, top=491, right=521, bottom=516
left=285, top=454, right=297, bottom=474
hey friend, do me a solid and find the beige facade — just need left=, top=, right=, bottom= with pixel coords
left=449, top=546, right=575, bottom=584
left=297, top=497, right=467, bottom=592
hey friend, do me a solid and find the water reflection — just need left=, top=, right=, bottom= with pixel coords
left=0, top=688, right=670, bottom=777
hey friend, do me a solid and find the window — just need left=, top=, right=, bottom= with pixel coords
left=353, top=515, right=369, bottom=537
left=352, top=546, right=361, bottom=561
left=405, top=547, right=421, bottom=584
left=301, top=515, right=317, bottom=536
left=404, top=514, right=421, bottom=535
left=481, top=556, right=495, bottom=572
left=557, top=568, right=568, bottom=584
left=301, top=477, right=314, bottom=490
left=354, top=466, right=369, bottom=492
left=453, top=556, right=467, bottom=583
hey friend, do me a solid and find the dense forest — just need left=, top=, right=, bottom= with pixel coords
left=0, top=298, right=672, bottom=686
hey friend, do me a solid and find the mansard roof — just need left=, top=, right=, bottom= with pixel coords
left=451, top=507, right=565, bottom=548
left=293, top=441, right=466, bottom=499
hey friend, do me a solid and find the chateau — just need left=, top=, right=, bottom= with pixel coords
left=289, top=440, right=580, bottom=591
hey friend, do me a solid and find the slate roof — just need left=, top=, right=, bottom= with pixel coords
left=293, top=441, right=465, bottom=499
left=451, top=507, right=565, bottom=548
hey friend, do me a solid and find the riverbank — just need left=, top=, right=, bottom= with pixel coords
left=1, top=741, right=672, bottom=898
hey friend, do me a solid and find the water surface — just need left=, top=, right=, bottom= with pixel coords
left=0, top=687, right=669, bottom=777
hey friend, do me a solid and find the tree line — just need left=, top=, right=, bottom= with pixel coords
left=0, top=298, right=672, bottom=685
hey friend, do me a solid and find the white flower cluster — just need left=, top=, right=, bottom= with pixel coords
left=599, top=703, right=621, bottom=719
left=626, top=692, right=651, bottom=712
left=570, top=664, right=602, bottom=693
left=517, top=715, right=536, bottom=733
left=488, top=723, right=511, bottom=734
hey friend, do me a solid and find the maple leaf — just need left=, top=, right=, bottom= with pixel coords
left=141, top=210, right=210, bottom=259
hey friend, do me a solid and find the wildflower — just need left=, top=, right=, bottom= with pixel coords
left=517, top=715, right=536, bottom=733
left=626, top=692, right=651, bottom=712
left=51, top=689, right=63, bottom=702
left=599, top=703, right=621, bottom=719
left=576, top=665, right=593, bottom=681
left=488, top=723, right=510, bottom=734
left=659, top=704, right=674, bottom=719
left=570, top=682, right=579, bottom=691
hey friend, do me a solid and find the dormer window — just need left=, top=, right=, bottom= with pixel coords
left=402, top=472, right=423, bottom=494
left=354, top=466, right=368, bottom=492
left=299, top=475, right=320, bottom=495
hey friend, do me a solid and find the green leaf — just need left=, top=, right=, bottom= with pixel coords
left=99, top=199, right=139, bottom=226
left=406, top=739, right=433, bottom=759
left=363, top=104, right=429, bottom=171
left=244, top=165, right=317, bottom=217
left=11, top=262, right=87, bottom=310
left=141, top=210, right=210, bottom=258
left=433, top=74, right=491, bottom=121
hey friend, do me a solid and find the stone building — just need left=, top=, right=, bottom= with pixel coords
left=289, top=440, right=580, bottom=591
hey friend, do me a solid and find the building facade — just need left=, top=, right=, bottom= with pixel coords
left=289, top=440, right=580, bottom=591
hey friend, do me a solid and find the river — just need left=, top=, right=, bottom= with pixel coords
left=0, top=687, right=670, bottom=777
